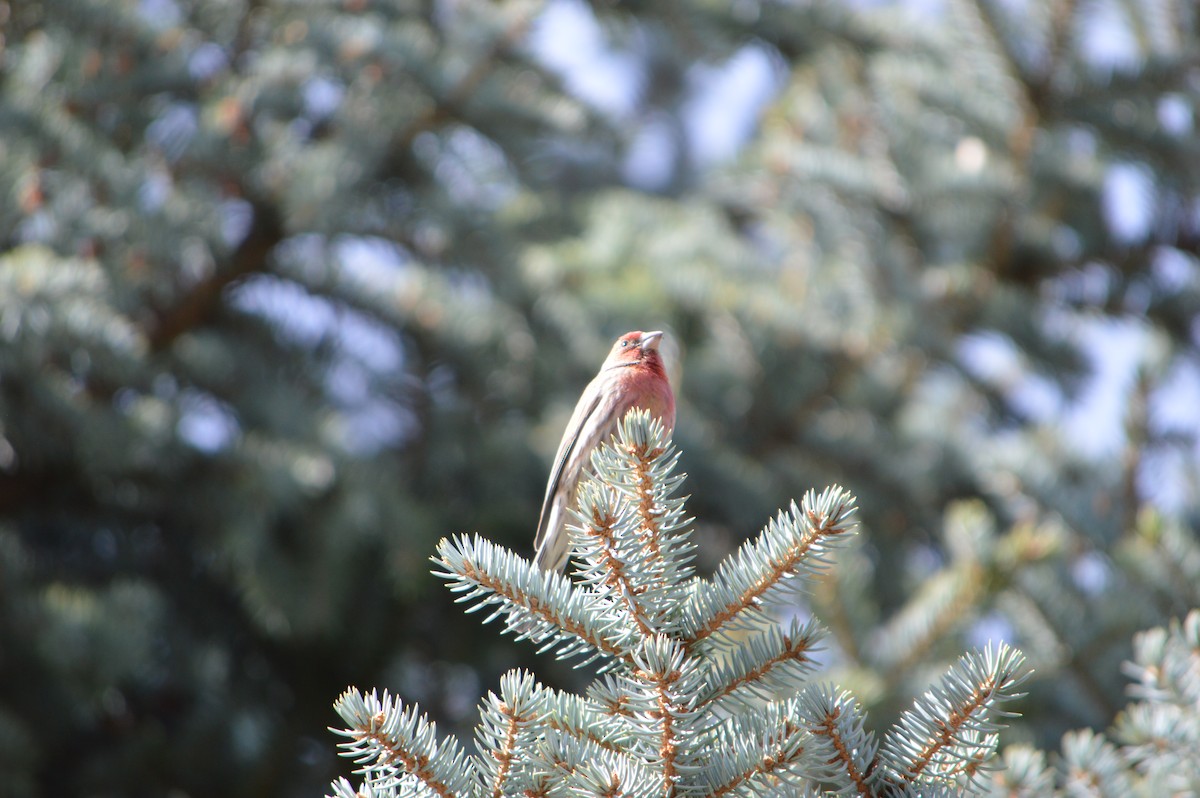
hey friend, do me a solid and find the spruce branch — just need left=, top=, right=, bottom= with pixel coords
left=473, top=671, right=545, bottom=798
left=331, top=688, right=473, bottom=798
left=628, top=635, right=707, bottom=798
left=572, top=479, right=659, bottom=639
left=1123, top=608, right=1200, bottom=709
left=684, top=486, right=858, bottom=649
left=700, top=616, right=823, bottom=712
left=571, top=412, right=694, bottom=639
left=878, top=644, right=1028, bottom=791
left=551, top=679, right=641, bottom=753
left=529, top=727, right=660, bottom=798
left=612, top=418, right=693, bottom=582
left=795, top=685, right=876, bottom=796
left=1112, top=609, right=1200, bottom=792
left=433, top=534, right=634, bottom=666
left=1058, top=729, right=1132, bottom=797
left=984, top=745, right=1054, bottom=797
left=697, top=700, right=815, bottom=797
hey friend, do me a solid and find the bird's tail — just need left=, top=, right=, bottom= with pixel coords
left=532, top=502, right=570, bottom=573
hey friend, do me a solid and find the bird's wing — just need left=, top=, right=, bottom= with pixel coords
left=533, top=385, right=604, bottom=553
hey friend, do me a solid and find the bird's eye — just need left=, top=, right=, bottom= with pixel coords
left=620, top=340, right=629, bottom=347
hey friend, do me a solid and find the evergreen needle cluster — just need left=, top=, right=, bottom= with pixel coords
left=329, top=411, right=1028, bottom=797
left=986, top=609, right=1200, bottom=797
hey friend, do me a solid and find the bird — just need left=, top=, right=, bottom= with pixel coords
left=533, top=330, right=676, bottom=573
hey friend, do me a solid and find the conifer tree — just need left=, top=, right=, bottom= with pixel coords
left=1, top=0, right=1197, bottom=795
left=329, top=412, right=1029, bottom=797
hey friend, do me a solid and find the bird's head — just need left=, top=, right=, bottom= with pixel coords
left=604, top=330, right=665, bottom=371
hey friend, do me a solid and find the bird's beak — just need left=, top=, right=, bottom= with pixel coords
left=640, top=331, right=664, bottom=352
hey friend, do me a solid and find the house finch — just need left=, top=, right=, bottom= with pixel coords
left=533, top=330, right=676, bottom=572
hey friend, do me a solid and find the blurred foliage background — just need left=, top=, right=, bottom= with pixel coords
left=1, top=0, right=1198, bottom=795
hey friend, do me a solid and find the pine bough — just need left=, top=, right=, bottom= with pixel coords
left=329, top=411, right=1027, bottom=797
left=985, top=609, right=1200, bottom=797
